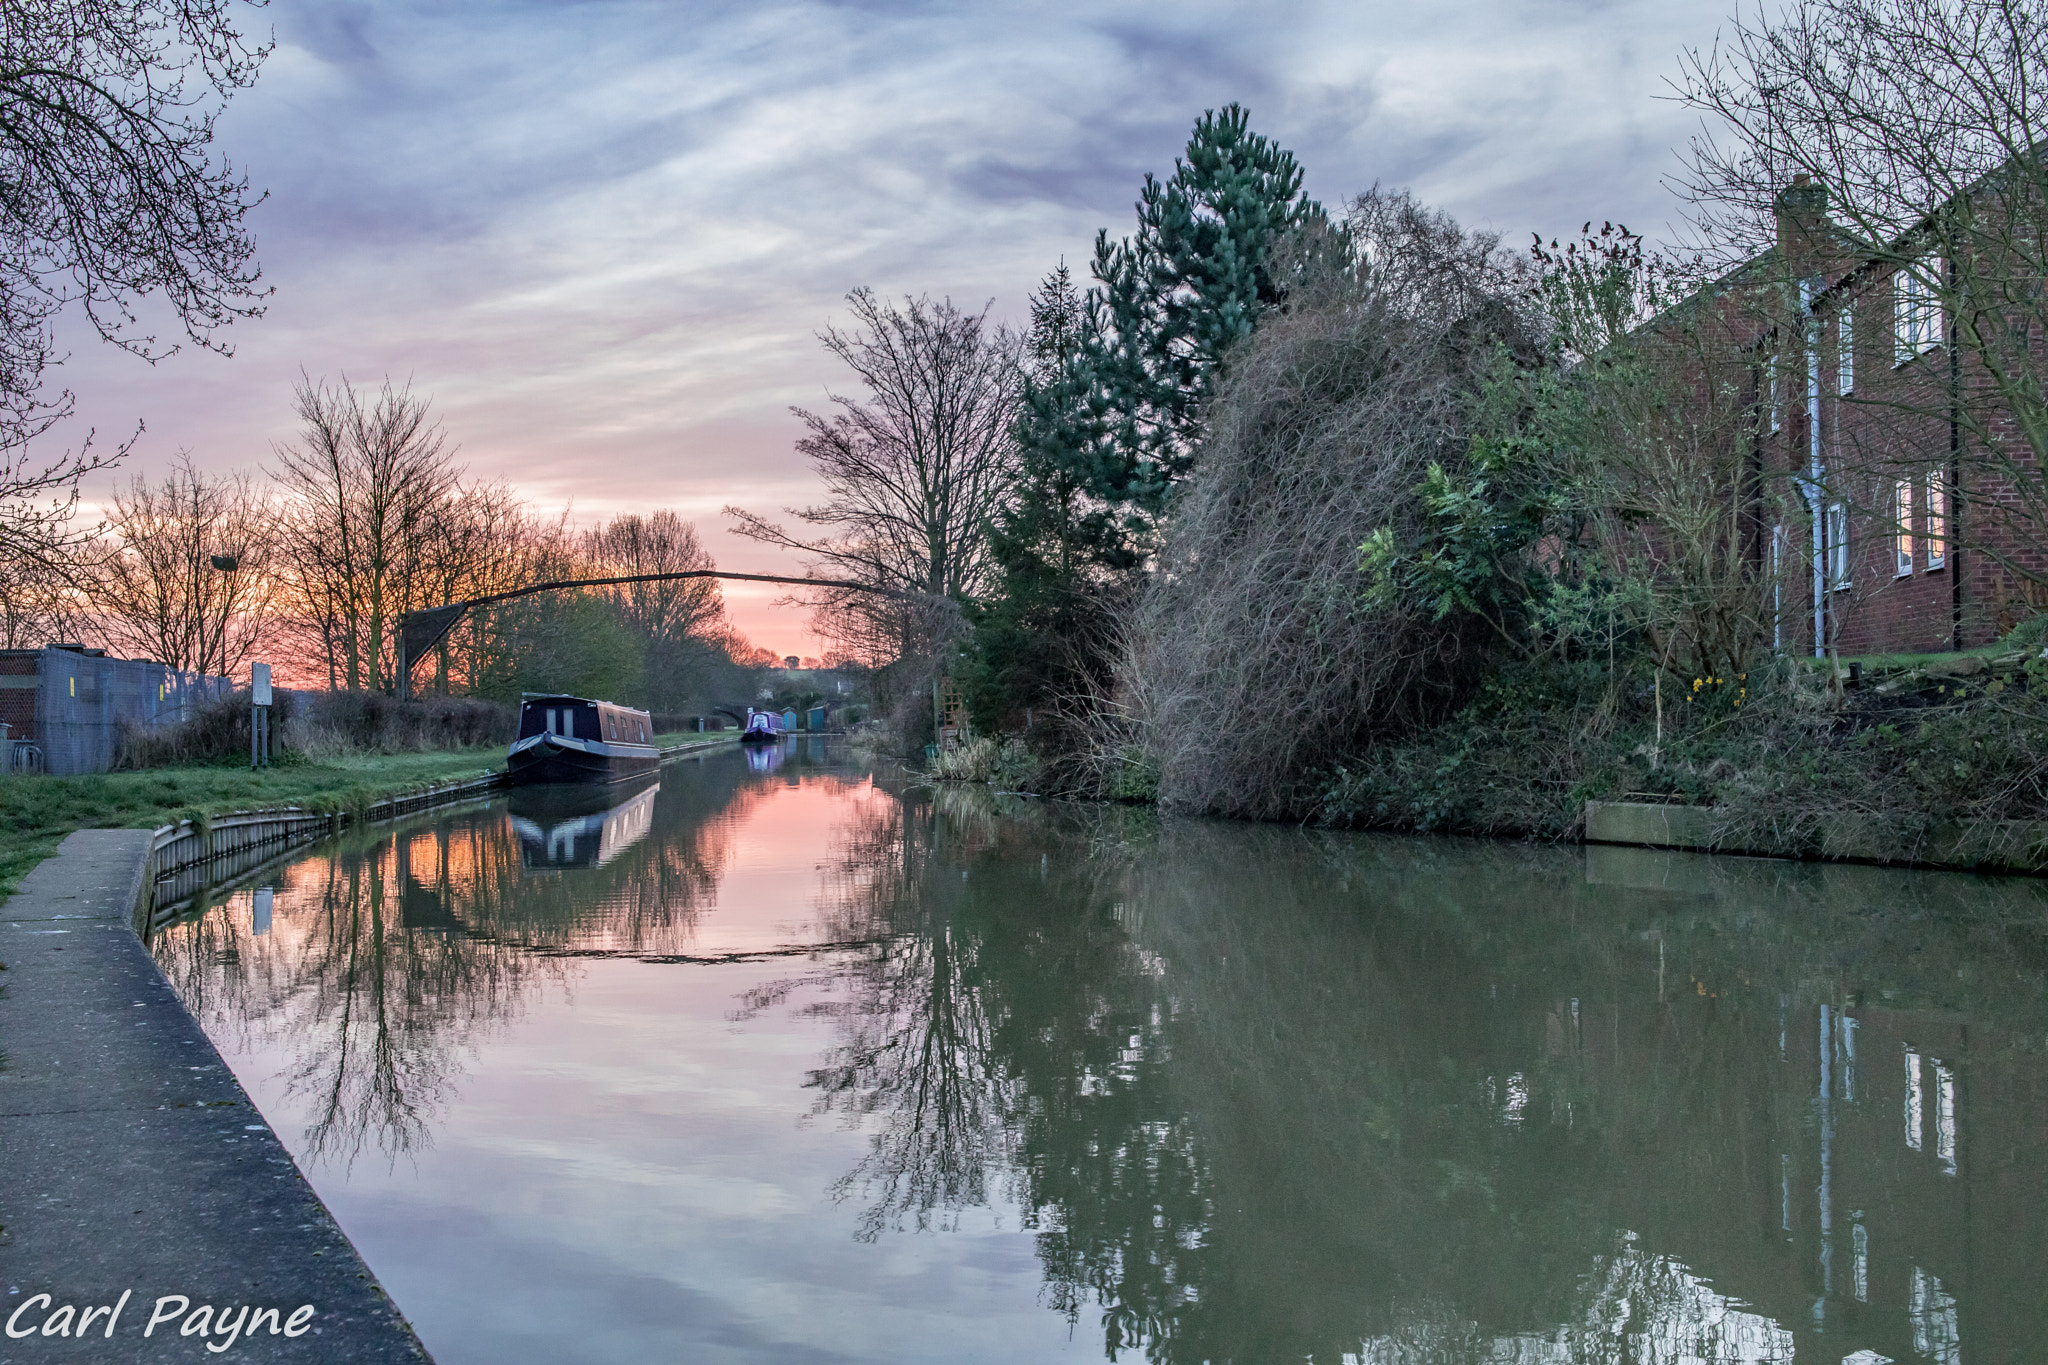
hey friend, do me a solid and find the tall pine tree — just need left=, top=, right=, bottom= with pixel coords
left=1081, top=103, right=1328, bottom=525
left=966, top=108, right=1324, bottom=734
left=963, top=264, right=1123, bottom=730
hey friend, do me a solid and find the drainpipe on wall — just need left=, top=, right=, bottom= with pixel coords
left=1950, top=263, right=1964, bottom=651
left=1804, top=276, right=1826, bottom=658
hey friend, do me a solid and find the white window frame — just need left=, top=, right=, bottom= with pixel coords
left=1895, top=259, right=1944, bottom=364
left=1894, top=479, right=1915, bottom=576
left=1827, top=503, right=1851, bottom=590
left=1838, top=308, right=1855, bottom=395
left=1766, top=354, right=1782, bottom=433
left=1926, top=469, right=1947, bottom=569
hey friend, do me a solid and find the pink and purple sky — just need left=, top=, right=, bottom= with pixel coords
left=59, top=0, right=1729, bottom=655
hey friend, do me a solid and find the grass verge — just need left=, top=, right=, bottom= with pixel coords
left=0, top=748, right=510, bottom=903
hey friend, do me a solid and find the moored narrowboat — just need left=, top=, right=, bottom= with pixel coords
left=740, top=708, right=780, bottom=744
left=508, top=694, right=659, bottom=785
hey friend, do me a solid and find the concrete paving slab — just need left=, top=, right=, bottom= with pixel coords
left=0, top=831, right=431, bottom=1363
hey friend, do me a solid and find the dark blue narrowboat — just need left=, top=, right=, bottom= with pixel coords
left=508, top=694, right=659, bottom=785
left=740, top=707, right=780, bottom=745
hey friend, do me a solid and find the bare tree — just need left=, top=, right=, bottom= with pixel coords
left=1674, top=0, right=2048, bottom=586
left=270, top=375, right=461, bottom=691
left=727, top=289, right=1022, bottom=664
left=582, top=510, right=731, bottom=711
left=0, top=1, right=270, bottom=566
left=0, top=555, right=83, bottom=649
left=88, top=452, right=273, bottom=674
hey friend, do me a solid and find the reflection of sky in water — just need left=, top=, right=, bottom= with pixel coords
left=153, top=749, right=2048, bottom=1364
left=180, top=767, right=1079, bottom=1363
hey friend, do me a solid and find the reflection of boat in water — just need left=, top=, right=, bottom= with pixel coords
left=740, top=708, right=780, bottom=745
left=744, top=741, right=785, bottom=775
left=508, top=779, right=660, bottom=869
left=508, top=694, right=659, bottom=785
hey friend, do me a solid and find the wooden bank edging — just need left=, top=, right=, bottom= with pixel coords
left=1583, top=800, right=2048, bottom=875
left=137, top=735, right=739, bottom=933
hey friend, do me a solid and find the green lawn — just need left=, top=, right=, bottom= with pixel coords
left=0, top=733, right=733, bottom=903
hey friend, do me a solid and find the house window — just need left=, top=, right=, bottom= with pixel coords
left=1894, top=479, right=1915, bottom=576
left=1838, top=308, right=1855, bottom=394
left=1766, top=354, right=1782, bottom=433
left=1827, top=503, right=1851, bottom=590
left=1895, top=259, right=1944, bottom=363
left=1926, top=470, right=1947, bottom=569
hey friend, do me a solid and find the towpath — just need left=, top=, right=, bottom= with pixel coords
left=0, top=830, right=431, bottom=1363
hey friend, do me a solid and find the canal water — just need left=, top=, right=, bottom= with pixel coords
left=153, top=742, right=2047, bottom=1364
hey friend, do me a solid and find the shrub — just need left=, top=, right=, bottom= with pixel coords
left=1127, top=192, right=1531, bottom=818
left=114, top=689, right=514, bottom=768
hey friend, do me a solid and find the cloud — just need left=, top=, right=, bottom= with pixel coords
left=57, top=0, right=1732, bottom=653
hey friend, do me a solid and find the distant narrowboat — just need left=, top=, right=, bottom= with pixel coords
left=740, top=708, right=780, bottom=745
left=508, top=694, right=659, bottom=785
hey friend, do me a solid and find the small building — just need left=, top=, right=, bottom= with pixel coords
left=0, top=644, right=231, bottom=775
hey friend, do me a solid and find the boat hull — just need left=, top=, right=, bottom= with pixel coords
left=507, top=734, right=660, bottom=786
left=739, top=729, right=780, bottom=746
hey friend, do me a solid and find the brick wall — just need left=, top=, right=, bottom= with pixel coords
left=1727, top=243, right=2046, bottom=658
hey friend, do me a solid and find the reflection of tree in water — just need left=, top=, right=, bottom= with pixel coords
left=154, top=762, right=763, bottom=1167
left=778, top=786, right=2048, bottom=1363
left=754, top=784, right=1213, bottom=1357
left=750, top=783, right=1017, bottom=1238
left=156, top=821, right=572, bottom=1167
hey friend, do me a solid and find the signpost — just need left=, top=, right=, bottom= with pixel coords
left=250, top=662, right=272, bottom=769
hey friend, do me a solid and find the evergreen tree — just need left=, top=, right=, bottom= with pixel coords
left=1080, top=104, right=1328, bottom=524
left=966, top=108, right=1324, bottom=733
left=963, top=265, right=1124, bottom=730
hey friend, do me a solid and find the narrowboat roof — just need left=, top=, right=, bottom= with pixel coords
left=519, top=693, right=649, bottom=713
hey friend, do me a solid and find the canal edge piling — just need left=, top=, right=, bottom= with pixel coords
left=1583, top=799, right=2048, bottom=874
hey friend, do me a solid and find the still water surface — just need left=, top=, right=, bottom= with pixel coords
left=154, top=742, right=2048, bottom=1363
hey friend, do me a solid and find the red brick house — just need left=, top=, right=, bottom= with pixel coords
left=1681, top=175, right=2048, bottom=659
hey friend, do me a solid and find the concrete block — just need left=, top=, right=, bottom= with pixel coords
left=1583, top=801, right=1719, bottom=851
